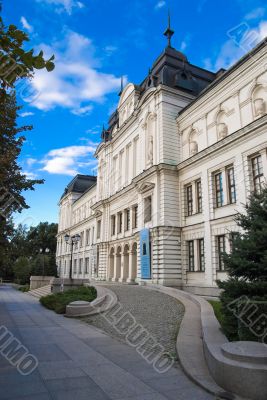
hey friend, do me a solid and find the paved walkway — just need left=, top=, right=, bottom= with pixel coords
left=0, top=285, right=215, bottom=400
left=83, top=284, right=184, bottom=357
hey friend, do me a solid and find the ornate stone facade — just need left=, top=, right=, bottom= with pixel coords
left=56, top=37, right=267, bottom=295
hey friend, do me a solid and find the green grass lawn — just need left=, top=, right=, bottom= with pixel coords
left=40, top=286, right=97, bottom=314
left=208, top=300, right=224, bottom=327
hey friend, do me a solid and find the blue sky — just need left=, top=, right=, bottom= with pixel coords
left=2, top=0, right=267, bottom=226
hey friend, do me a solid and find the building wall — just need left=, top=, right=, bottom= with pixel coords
left=56, top=42, right=267, bottom=295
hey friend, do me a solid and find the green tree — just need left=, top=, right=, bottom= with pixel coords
left=0, top=4, right=55, bottom=278
left=13, top=256, right=31, bottom=284
left=217, top=187, right=267, bottom=341
left=27, top=222, right=58, bottom=254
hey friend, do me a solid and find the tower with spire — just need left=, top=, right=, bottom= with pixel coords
left=163, top=10, right=174, bottom=48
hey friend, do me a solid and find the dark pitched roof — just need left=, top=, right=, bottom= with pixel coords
left=60, top=174, right=97, bottom=199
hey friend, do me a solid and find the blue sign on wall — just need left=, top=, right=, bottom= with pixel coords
left=140, top=228, right=151, bottom=279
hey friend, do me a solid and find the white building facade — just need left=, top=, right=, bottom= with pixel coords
left=56, top=35, right=267, bottom=296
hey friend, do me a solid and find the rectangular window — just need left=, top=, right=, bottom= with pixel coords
left=214, top=172, right=223, bottom=207
left=79, top=259, right=83, bottom=274
left=97, top=220, right=101, bottom=239
left=251, top=155, right=264, bottom=193
left=125, top=209, right=130, bottom=231
left=144, top=196, right=152, bottom=223
left=188, top=240, right=194, bottom=271
left=85, top=257, right=89, bottom=274
left=133, top=205, right=138, bottom=229
left=85, top=229, right=89, bottom=245
left=217, top=235, right=226, bottom=271
left=74, top=259, right=77, bottom=274
left=111, top=215, right=116, bottom=236
left=198, top=239, right=205, bottom=271
left=92, top=227, right=95, bottom=244
left=196, top=180, right=202, bottom=213
left=80, top=232, right=84, bottom=247
left=186, top=185, right=193, bottom=216
left=226, top=166, right=236, bottom=204
left=118, top=212, right=123, bottom=233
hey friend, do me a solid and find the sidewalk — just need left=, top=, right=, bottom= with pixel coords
left=0, top=285, right=214, bottom=400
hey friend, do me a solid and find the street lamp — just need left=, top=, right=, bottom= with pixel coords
left=64, top=234, right=81, bottom=279
left=39, top=248, right=50, bottom=277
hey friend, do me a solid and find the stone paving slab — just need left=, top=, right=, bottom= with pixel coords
left=0, top=285, right=215, bottom=400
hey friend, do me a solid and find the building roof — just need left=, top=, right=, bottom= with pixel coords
left=177, top=36, right=267, bottom=118
left=60, top=174, right=97, bottom=199
left=103, top=26, right=219, bottom=138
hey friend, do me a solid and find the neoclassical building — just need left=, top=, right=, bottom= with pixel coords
left=56, top=28, right=267, bottom=296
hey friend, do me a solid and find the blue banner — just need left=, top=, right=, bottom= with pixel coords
left=140, top=228, right=151, bottom=279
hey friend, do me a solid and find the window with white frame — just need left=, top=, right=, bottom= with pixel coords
left=92, top=227, right=95, bottom=244
left=97, top=220, right=101, bottom=239
left=216, top=235, right=226, bottom=271
left=80, top=232, right=84, bottom=247
left=144, top=196, right=152, bottom=223
left=226, top=166, right=236, bottom=204
left=213, top=165, right=237, bottom=208
left=133, top=205, right=138, bottom=229
left=111, top=215, right=116, bottom=236
left=85, top=257, right=89, bottom=274
left=184, top=179, right=203, bottom=217
left=125, top=209, right=130, bottom=231
left=198, top=238, right=205, bottom=271
left=186, top=239, right=205, bottom=272
left=118, top=212, right=123, bottom=233
left=214, top=172, right=223, bottom=207
left=85, top=229, right=89, bottom=245
left=250, top=154, right=264, bottom=193
left=186, top=185, right=193, bottom=216
left=79, top=259, right=83, bottom=274
left=196, top=180, right=202, bottom=213
left=188, top=240, right=194, bottom=271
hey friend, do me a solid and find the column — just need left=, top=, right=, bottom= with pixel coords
left=112, top=253, right=119, bottom=282
left=127, top=250, right=134, bottom=282
left=119, top=252, right=125, bottom=282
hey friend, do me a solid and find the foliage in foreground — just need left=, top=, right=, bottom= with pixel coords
left=217, top=188, right=267, bottom=342
left=0, top=5, right=54, bottom=280
left=40, top=286, right=97, bottom=314
left=18, top=284, right=30, bottom=292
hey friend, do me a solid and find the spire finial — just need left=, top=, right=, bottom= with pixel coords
left=164, top=9, right=174, bottom=48
left=118, top=76, right=124, bottom=96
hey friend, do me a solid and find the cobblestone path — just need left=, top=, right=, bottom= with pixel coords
left=82, top=284, right=185, bottom=359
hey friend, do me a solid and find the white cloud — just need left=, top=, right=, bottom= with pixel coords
left=41, top=145, right=98, bottom=176
left=71, top=104, right=93, bottom=116
left=30, top=31, right=121, bottom=113
left=155, top=1, right=166, bottom=10
left=26, top=158, right=38, bottom=167
left=20, top=16, right=33, bottom=33
left=209, top=20, right=267, bottom=71
left=180, top=34, right=191, bottom=52
left=20, top=111, right=34, bottom=117
left=104, top=45, right=118, bottom=56
left=36, top=0, right=84, bottom=15
left=245, top=7, right=265, bottom=21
